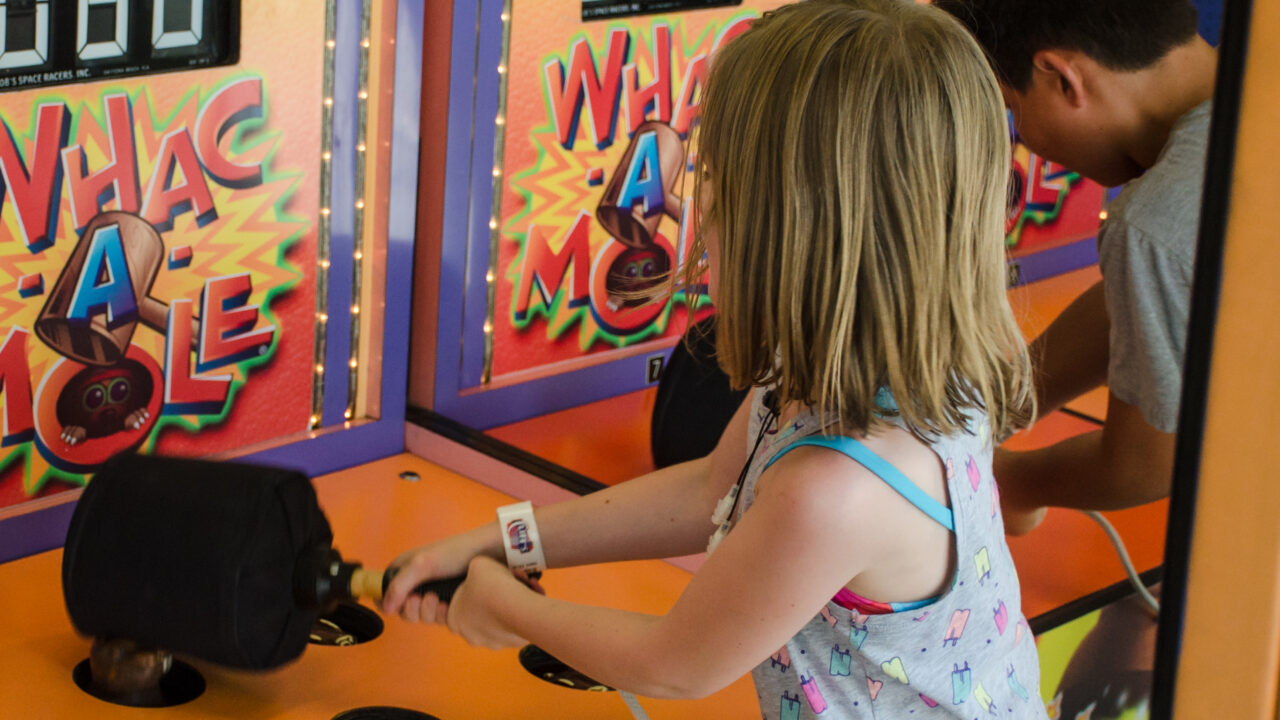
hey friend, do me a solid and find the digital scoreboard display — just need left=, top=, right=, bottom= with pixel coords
left=0, top=0, right=238, bottom=92
left=582, top=0, right=742, bottom=20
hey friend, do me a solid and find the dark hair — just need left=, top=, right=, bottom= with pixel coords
left=932, top=0, right=1199, bottom=91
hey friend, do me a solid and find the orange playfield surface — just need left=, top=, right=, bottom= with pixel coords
left=0, top=454, right=761, bottom=719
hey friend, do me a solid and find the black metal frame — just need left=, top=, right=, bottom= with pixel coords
left=406, top=406, right=607, bottom=497
left=1150, top=0, right=1252, bottom=716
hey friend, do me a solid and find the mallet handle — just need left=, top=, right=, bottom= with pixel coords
left=348, top=567, right=465, bottom=604
left=138, top=296, right=198, bottom=349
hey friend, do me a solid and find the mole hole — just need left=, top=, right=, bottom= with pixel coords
left=72, top=657, right=204, bottom=708
left=518, top=644, right=614, bottom=692
left=332, top=708, right=442, bottom=720
left=309, top=602, right=384, bottom=646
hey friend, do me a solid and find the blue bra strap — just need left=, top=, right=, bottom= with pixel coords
left=763, top=436, right=955, bottom=533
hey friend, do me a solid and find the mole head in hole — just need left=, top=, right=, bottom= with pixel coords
left=606, top=246, right=670, bottom=310
left=56, top=360, right=154, bottom=446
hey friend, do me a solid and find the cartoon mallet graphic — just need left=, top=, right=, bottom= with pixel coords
left=36, top=211, right=196, bottom=366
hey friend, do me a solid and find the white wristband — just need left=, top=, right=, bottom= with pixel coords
left=497, top=501, right=546, bottom=573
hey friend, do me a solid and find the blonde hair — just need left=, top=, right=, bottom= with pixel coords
left=684, top=0, right=1035, bottom=439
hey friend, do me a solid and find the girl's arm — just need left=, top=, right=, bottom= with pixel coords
left=446, top=446, right=893, bottom=699
left=383, top=396, right=755, bottom=614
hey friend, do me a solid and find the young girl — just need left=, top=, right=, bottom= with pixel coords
left=385, top=1, right=1046, bottom=716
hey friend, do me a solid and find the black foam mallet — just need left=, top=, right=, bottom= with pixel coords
left=62, top=453, right=461, bottom=676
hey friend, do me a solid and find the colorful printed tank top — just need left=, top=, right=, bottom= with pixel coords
left=737, top=388, right=1047, bottom=719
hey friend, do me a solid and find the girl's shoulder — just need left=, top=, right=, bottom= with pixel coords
left=762, top=415, right=954, bottom=501
left=754, top=421, right=952, bottom=545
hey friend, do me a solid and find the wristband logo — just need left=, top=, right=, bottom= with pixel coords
left=507, top=518, right=536, bottom=555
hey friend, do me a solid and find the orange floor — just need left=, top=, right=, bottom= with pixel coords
left=487, top=386, right=659, bottom=486
left=0, top=454, right=759, bottom=719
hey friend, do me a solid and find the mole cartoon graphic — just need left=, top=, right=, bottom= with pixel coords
left=604, top=245, right=670, bottom=311
left=56, top=360, right=154, bottom=446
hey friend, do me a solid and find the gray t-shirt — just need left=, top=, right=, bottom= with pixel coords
left=1100, top=100, right=1210, bottom=432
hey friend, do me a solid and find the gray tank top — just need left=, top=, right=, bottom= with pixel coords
left=735, top=389, right=1047, bottom=719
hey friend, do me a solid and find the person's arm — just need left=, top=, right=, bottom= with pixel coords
left=1025, top=279, right=1110, bottom=415
left=443, top=447, right=889, bottom=699
left=996, top=391, right=1175, bottom=514
left=994, top=279, right=1110, bottom=533
left=383, top=396, right=755, bottom=614
left=998, top=218, right=1188, bottom=531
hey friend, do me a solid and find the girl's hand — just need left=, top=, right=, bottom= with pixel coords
left=446, top=555, right=542, bottom=650
left=382, top=539, right=475, bottom=621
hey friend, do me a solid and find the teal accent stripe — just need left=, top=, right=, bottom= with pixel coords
left=764, top=436, right=955, bottom=532
left=889, top=597, right=935, bottom=613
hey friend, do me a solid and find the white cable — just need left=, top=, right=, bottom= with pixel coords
left=1082, top=510, right=1161, bottom=617
left=619, top=690, right=650, bottom=720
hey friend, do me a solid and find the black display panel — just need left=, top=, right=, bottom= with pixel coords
left=582, top=0, right=742, bottom=21
left=0, top=0, right=238, bottom=92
